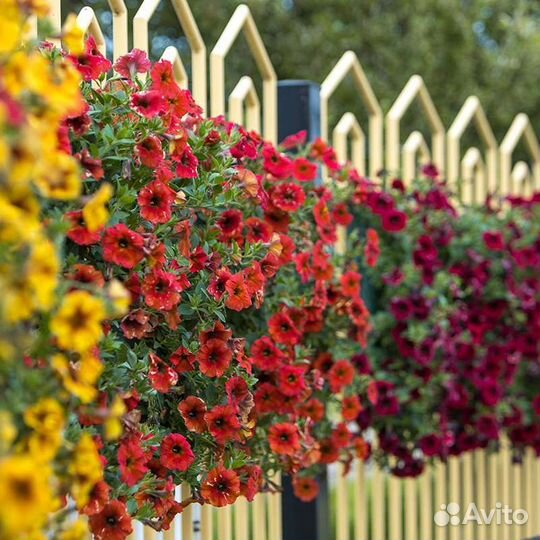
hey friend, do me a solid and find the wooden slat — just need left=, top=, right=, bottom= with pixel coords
left=462, top=452, right=473, bottom=540
left=267, top=472, right=281, bottom=540
left=371, top=467, right=386, bottom=540
left=404, top=477, right=417, bottom=540
left=419, top=466, right=432, bottom=540
left=353, top=460, right=367, bottom=540
left=474, top=450, right=487, bottom=540
left=500, top=438, right=510, bottom=540
left=511, top=461, right=522, bottom=540
left=336, top=462, right=350, bottom=540
left=217, top=505, right=233, bottom=540
left=388, top=475, right=402, bottom=540
left=434, top=461, right=447, bottom=540
left=448, top=457, right=460, bottom=540
left=182, top=483, right=194, bottom=540
left=234, top=497, right=249, bottom=540
left=487, top=451, right=499, bottom=540
left=252, top=493, right=267, bottom=540
left=200, top=503, right=214, bottom=540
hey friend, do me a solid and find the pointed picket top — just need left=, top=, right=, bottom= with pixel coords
left=500, top=113, right=540, bottom=195
left=229, top=76, right=261, bottom=134
left=386, top=74, right=445, bottom=176
left=74, top=7, right=106, bottom=56
left=210, top=4, right=277, bottom=142
left=402, top=130, right=431, bottom=183
left=461, top=147, right=487, bottom=204
left=161, top=46, right=188, bottom=88
left=448, top=96, right=497, bottom=199
left=321, top=51, right=383, bottom=177
left=333, top=112, right=366, bottom=176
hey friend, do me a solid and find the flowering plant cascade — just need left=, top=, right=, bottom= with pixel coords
left=354, top=168, right=540, bottom=476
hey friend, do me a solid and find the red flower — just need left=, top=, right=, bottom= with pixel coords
left=121, top=309, right=154, bottom=339
left=102, top=224, right=145, bottom=269
left=76, top=148, right=104, bottom=180
left=170, top=346, right=195, bottom=374
left=205, top=404, right=241, bottom=443
left=332, top=203, right=353, bottom=226
left=201, top=466, right=241, bottom=507
left=317, top=438, right=339, bottom=464
left=254, top=382, right=280, bottom=413
left=149, top=353, right=178, bottom=393
left=197, top=338, right=232, bottom=377
left=118, top=436, right=150, bottom=486
left=268, top=311, right=301, bottom=345
left=483, top=230, right=504, bottom=251
left=243, top=262, right=266, bottom=295
left=327, top=360, right=355, bottom=393
left=246, top=217, right=272, bottom=243
left=299, top=398, right=325, bottom=422
left=114, top=49, right=151, bottom=78
left=131, top=90, right=167, bottom=118
left=268, top=422, right=301, bottom=455
left=208, top=267, right=232, bottom=301
left=277, top=365, right=306, bottom=397
left=172, top=144, right=198, bottom=178
left=178, top=396, right=207, bottom=433
left=250, top=336, right=285, bottom=372
left=136, top=135, right=164, bottom=168
left=365, top=228, right=380, bottom=267
left=238, top=464, right=263, bottom=502
left=313, top=199, right=331, bottom=227
left=342, top=395, right=362, bottom=421
left=151, top=60, right=178, bottom=97
left=89, top=500, right=133, bottom=540
left=264, top=205, right=291, bottom=233
left=225, top=376, right=251, bottom=410
left=66, top=210, right=101, bottom=245
left=271, top=183, right=306, bottom=212
left=381, top=209, right=407, bottom=232
left=67, top=263, right=105, bottom=288
left=340, top=270, right=362, bottom=298
left=292, top=476, right=319, bottom=502
left=199, top=321, right=232, bottom=344
left=293, top=157, right=317, bottom=182
left=217, top=209, right=244, bottom=240
left=262, top=144, right=293, bottom=178
left=332, top=423, right=352, bottom=448
left=81, top=481, right=110, bottom=516
left=354, top=437, right=371, bottom=460
left=160, top=433, right=195, bottom=471
left=142, top=269, right=185, bottom=311
left=138, top=180, right=176, bottom=224
left=225, top=274, right=252, bottom=311
left=69, top=36, right=112, bottom=82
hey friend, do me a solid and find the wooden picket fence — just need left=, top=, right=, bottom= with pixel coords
left=38, top=1, right=540, bottom=539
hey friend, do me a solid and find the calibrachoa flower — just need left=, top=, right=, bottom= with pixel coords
left=201, top=466, right=240, bottom=507
left=160, top=434, right=195, bottom=471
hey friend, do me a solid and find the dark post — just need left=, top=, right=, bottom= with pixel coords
left=278, top=79, right=329, bottom=540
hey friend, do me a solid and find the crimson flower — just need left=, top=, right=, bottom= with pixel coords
left=268, top=311, right=301, bottom=345
left=205, top=404, right=241, bottom=443
left=138, top=180, right=176, bottom=224
left=365, top=228, right=380, bottom=267
left=243, top=262, right=265, bottom=295
left=131, top=90, right=167, bottom=118
left=114, top=49, right=151, bottom=78
left=332, top=202, right=353, bottom=226
left=238, top=464, right=263, bottom=502
left=250, top=336, right=285, bottom=372
left=225, top=274, right=252, bottom=311
left=327, top=360, right=355, bottom=393
left=201, top=466, right=240, bottom=507
left=197, top=338, right=232, bottom=377
left=81, top=481, right=110, bottom=516
left=173, top=144, right=198, bottom=178
left=381, top=209, right=407, bottom=232
left=69, top=36, right=112, bottom=82
left=246, top=216, right=272, bottom=243
left=89, top=500, right=133, bottom=540
left=271, top=183, right=306, bottom=212
left=483, top=230, right=505, bottom=251
left=66, top=210, right=101, bottom=245
left=292, top=476, right=320, bottom=502
left=102, top=224, right=145, bottom=269
left=151, top=60, right=178, bottom=97
left=170, top=346, right=195, bottom=374
left=160, top=433, right=195, bottom=471
left=277, top=365, right=306, bottom=397
left=217, top=209, right=244, bottom=240
left=149, top=353, right=178, bottom=393
left=340, top=270, right=362, bottom=298
left=268, top=422, right=301, bottom=455
left=136, top=135, right=164, bottom=168
left=293, top=157, right=317, bottom=182
left=118, top=436, right=150, bottom=486
left=208, top=267, right=232, bottom=301
left=142, top=269, right=186, bottom=311
left=178, top=396, right=207, bottom=433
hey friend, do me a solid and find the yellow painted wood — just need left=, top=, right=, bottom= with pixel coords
left=233, top=496, right=249, bottom=540
left=336, top=462, right=350, bottom=540
left=500, top=438, right=511, bottom=540
left=404, top=477, right=417, bottom=540
left=533, top=455, right=540, bottom=536
left=217, top=505, right=233, bottom=540
left=201, top=503, right=214, bottom=540
left=143, top=527, right=159, bottom=540
left=434, top=461, right=447, bottom=540
left=353, top=460, right=367, bottom=540
left=448, top=457, right=460, bottom=540
left=181, top=483, right=193, bottom=540
left=474, top=450, right=487, bottom=540
left=419, top=466, right=432, bottom=540
left=388, top=474, right=402, bottom=540
left=267, top=472, right=281, bottom=540
left=252, top=493, right=267, bottom=540
left=371, top=467, right=386, bottom=540
left=487, top=451, right=499, bottom=540
left=461, top=452, right=473, bottom=540
left=511, top=460, right=522, bottom=540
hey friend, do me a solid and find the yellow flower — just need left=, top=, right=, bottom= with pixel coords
left=58, top=519, right=90, bottom=540
left=0, top=0, right=23, bottom=54
left=50, top=290, right=106, bottom=353
left=104, top=395, right=126, bottom=441
left=35, top=152, right=81, bottom=200
left=0, top=411, right=16, bottom=452
left=27, top=238, right=59, bottom=310
left=83, top=183, right=113, bottom=232
left=0, top=455, right=55, bottom=536
left=52, top=353, right=103, bottom=404
left=62, top=14, right=86, bottom=56
left=27, top=429, right=62, bottom=462
left=69, top=433, right=103, bottom=508
left=24, top=397, right=65, bottom=434
left=1, top=274, right=36, bottom=322
left=107, top=279, right=131, bottom=317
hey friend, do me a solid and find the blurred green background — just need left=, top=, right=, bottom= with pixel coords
left=66, top=0, right=540, bottom=146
